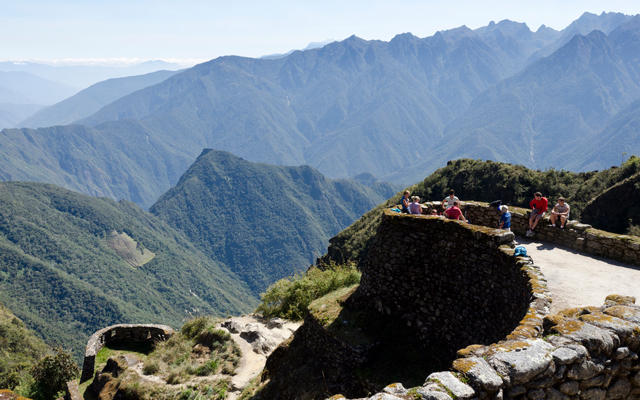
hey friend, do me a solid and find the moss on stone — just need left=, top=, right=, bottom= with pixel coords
left=486, top=340, right=532, bottom=356
left=603, top=305, right=640, bottom=320
left=550, top=320, right=585, bottom=335
left=604, top=295, right=637, bottom=305
left=452, top=358, right=478, bottom=374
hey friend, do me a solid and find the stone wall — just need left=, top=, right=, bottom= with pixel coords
left=333, top=295, right=640, bottom=400
left=355, top=209, right=550, bottom=357
left=461, top=201, right=640, bottom=266
left=79, top=324, right=174, bottom=383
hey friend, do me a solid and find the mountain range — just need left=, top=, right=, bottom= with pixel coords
left=0, top=60, right=184, bottom=89
left=0, top=150, right=397, bottom=358
left=17, top=69, right=180, bottom=129
left=3, top=12, right=640, bottom=211
left=0, top=71, right=77, bottom=105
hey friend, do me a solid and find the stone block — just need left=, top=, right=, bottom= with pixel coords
left=606, top=379, right=631, bottom=399
left=527, top=388, right=545, bottom=399
left=489, top=339, right=554, bottom=384
left=580, top=388, right=605, bottom=400
left=559, top=381, right=580, bottom=395
left=546, top=387, right=570, bottom=400
left=425, top=372, right=475, bottom=399
left=452, top=357, right=502, bottom=391
left=552, top=321, right=618, bottom=355
left=382, top=383, right=407, bottom=396
left=567, top=359, right=605, bottom=380
left=552, top=347, right=580, bottom=365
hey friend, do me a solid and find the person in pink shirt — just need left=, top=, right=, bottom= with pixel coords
left=526, top=192, right=548, bottom=237
left=409, top=196, right=422, bottom=215
left=445, top=200, right=467, bottom=222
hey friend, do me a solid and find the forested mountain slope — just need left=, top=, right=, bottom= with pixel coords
left=150, top=149, right=395, bottom=293
left=0, top=123, right=194, bottom=209
left=17, top=70, right=179, bottom=129
left=0, top=182, right=254, bottom=358
left=322, top=157, right=640, bottom=267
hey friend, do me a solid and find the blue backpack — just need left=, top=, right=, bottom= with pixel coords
left=514, top=246, right=527, bottom=257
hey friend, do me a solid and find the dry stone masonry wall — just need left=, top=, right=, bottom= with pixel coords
left=330, top=206, right=640, bottom=400
left=332, top=295, right=640, bottom=400
left=462, top=202, right=640, bottom=267
left=79, top=324, right=174, bottom=383
left=354, top=209, right=548, bottom=356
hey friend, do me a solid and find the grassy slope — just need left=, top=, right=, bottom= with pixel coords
left=0, top=302, right=48, bottom=390
left=0, top=182, right=255, bottom=359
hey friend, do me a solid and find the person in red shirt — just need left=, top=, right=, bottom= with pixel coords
left=527, top=192, right=548, bottom=237
left=445, top=200, right=467, bottom=222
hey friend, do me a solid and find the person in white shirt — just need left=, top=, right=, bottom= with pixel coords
left=441, top=189, right=459, bottom=211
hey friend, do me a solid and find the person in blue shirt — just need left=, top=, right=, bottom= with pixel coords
left=499, top=205, right=511, bottom=231
left=401, top=190, right=411, bottom=214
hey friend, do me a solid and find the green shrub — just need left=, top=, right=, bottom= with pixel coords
left=628, top=224, right=640, bottom=237
left=195, top=360, right=219, bottom=376
left=256, top=262, right=361, bottom=320
left=142, top=362, right=159, bottom=375
left=29, top=347, right=79, bottom=400
left=181, top=317, right=210, bottom=340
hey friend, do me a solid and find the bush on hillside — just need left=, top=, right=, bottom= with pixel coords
left=256, top=262, right=361, bottom=320
left=27, top=347, right=79, bottom=400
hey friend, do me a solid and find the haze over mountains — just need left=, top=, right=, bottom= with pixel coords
left=3, top=11, right=640, bottom=209
left=17, top=69, right=180, bottom=129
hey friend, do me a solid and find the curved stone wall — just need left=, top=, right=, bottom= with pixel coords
left=333, top=295, right=640, bottom=400
left=79, top=324, right=174, bottom=383
left=354, top=209, right=548, bottom=356
left=464, top=202, right=640, bottom=266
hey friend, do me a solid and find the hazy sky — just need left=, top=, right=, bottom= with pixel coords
left=2, top=0, right=640, bottom=66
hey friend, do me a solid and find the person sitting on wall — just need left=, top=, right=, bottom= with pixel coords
left=441, top=189, right=459, bottom=211
left=409, top=196, right=422, bottom=215
left=430, top=209, right=439, bottom=216
left=401, top=190, right=411, bottom=214
left=499, top=205, right=511, bottom=231
left=550, top=197, right=570, bottom=228
left=445, top=200, right=467, bottom=222
left=526, top=191, right=548, bottom=237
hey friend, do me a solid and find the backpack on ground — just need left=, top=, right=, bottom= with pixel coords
left=514, top=246, right=527, bottom=257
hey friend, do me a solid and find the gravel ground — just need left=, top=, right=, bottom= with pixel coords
left=516, top=238, right=640, bottom=314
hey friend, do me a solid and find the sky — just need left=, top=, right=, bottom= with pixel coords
left=2, top=0, right=640, bottom=67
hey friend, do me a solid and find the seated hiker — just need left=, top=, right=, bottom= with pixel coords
left=550, top=197, right=570, bottom=228
left=445, top=200, right=467, bottom=222
left=499, top=205, right=511, bottom=231
left=409, top=196, right=422, bottom=215
left=401, top=190, right=410, bottom=214
left=441, top=189, right=459, bottom=211
left=526, top=192, right=548, bottom=237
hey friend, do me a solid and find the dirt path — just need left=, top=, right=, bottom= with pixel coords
left=220, top=315, right=301, bottom=400
left=516, top=238, right=640, bottom=314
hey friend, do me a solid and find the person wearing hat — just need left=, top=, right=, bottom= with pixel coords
left=499, top=205, right=511, bottom=231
